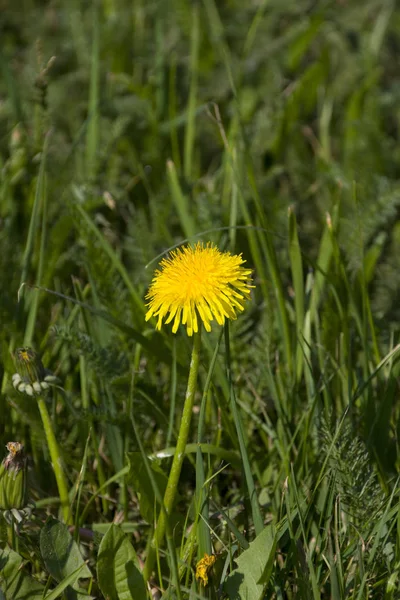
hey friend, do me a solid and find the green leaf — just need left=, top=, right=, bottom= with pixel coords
left=97, top=523, right=147, bottom=600
left=288, top=206, right=305, bottom=383
left=0, top=546, right=44, bottom=600
left=40, top=516, right=92, bottom=599
left=43, top=563, right=89, bottom=600
left=224, top=524, right=277, bottom=600
left=127, top=451, right=169, bottom=524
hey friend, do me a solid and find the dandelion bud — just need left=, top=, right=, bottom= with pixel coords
left=0, top=442, right=28, bottom=510
left=12, top=347, right=60, bottom=396
left=14, top=347, right=46, bottom=385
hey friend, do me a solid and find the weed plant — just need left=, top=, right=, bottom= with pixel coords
left=1, top=0, right=400, bottom=598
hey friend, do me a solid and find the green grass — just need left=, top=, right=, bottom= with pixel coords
left=1, top=0, right=400, bottom=598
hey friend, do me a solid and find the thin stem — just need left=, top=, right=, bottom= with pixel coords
left=37, top=396, right=71, bottom=524
left=143, top=329, right=202, bottom=582
left=131, top=410, right=182, bottom=599
left=8, top=517, right=16, bottom=549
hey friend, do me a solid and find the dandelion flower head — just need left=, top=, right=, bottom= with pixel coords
left=145, top=242, right=253, bottom=336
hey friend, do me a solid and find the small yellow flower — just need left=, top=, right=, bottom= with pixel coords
left=145, top=243, right=253, bottom=336
left=195, top=553, right=216, bottom=587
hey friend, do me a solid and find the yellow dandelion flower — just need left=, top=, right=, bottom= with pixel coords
left=145, top=243, right=253, bottom=336
left=195, top=553, right=216, bottom=587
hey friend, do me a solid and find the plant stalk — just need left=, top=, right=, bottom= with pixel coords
left=37, top=396, right=71, bottom=524
left=143, top=329, right=202, bottom=581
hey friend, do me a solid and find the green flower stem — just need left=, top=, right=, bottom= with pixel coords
left=8, top=517, right=17, bottom=550
left=143, top=329, right=202, bottom=582
left=37, top=396, right=71, bottom=524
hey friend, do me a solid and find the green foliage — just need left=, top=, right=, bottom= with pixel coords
left=53, top=326, right=129, bottom=382
left=40, top=516, right=92, bottom=597
left=97, top=524, right=146, bottom=600
left=322, top=421, right=385, bottom=526
left=1, top=0, right=400, bottom=598
left=0, top=546, right=44, bottom=599
left=127, top=452, right=169, bottom=525
left=224, top=524, right=277, bottom=600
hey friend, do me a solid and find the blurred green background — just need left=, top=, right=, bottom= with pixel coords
left=2, top=0, right=400, bottom=328
left=1, top=1, right=400, bottom=596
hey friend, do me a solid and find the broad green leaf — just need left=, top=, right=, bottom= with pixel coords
left=97, top=523, right=146, bottom=600
left=0, top=546, right=44, bottom=600
left=224, top=524, right=277, bottom=600
left=40, top=516, right=92, bottom=599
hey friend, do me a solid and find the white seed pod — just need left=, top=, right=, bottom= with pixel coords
left=25, top=385, right=34, bottom=397
left=40, top=381, right=49, bottom=390
left=33, top=382, right=42, bottom=393
left=17, top=382, right=26, bottom=393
